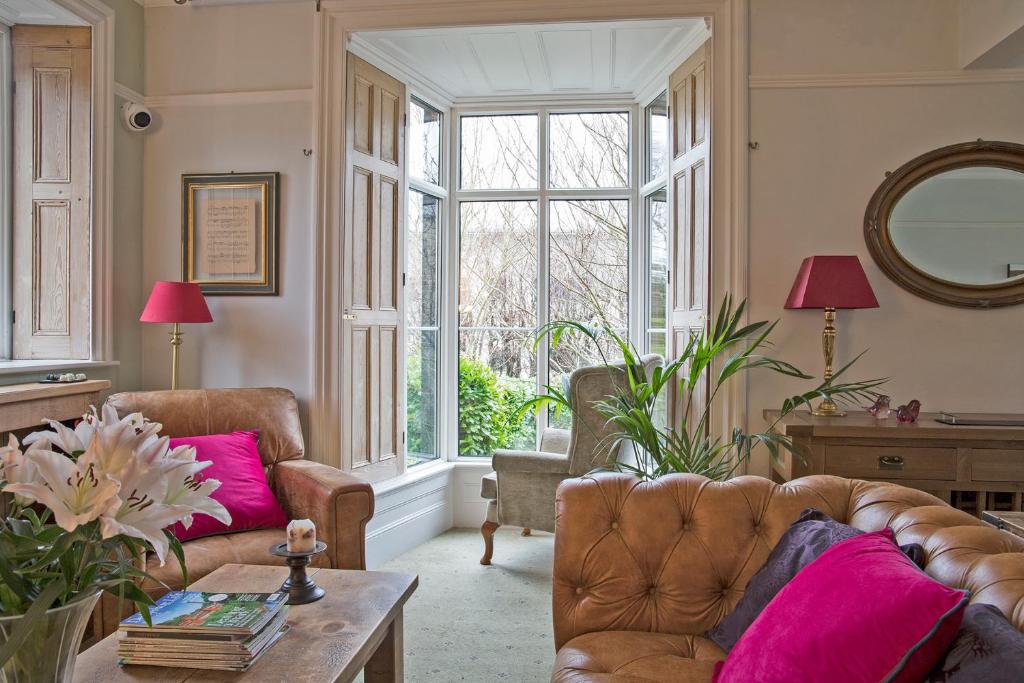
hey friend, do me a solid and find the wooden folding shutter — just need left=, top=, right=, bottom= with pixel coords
left=12, top=26, right=92, bottom=360
left=668, top=42, right=711, bottom=427
left=341, top=53, right=406, bottom=481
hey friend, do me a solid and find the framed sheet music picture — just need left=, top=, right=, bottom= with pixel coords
left=181, top=172, right=279, bottom=295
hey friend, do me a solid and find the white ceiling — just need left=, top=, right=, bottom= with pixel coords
left=350, top=19, right=709, bottom=103
left=0, top=0, right=87, bottom=26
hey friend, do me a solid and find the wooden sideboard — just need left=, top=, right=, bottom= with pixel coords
left=0, top=379, right=111, bottom=433
left=765, top=410, right=1024, bottom=515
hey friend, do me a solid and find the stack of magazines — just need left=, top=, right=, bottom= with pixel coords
left=117, top=591, right=290, bottom=672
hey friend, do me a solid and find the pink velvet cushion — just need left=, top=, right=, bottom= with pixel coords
left=714, top=529, right=969, bottom=683
left=169, top=431, right=288, bottom=542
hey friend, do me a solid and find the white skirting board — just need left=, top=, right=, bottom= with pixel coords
left=363, top=460, right=493, bottom=568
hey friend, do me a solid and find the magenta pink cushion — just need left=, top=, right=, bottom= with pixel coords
left=713, top=529, right=968, bottom=683
left=168, top=431, right=288, bottom=542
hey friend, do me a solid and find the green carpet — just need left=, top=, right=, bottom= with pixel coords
left=359, top=528, right=556, bottom=682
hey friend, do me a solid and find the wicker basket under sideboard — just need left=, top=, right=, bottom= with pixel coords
left=765, top=410, right=1024, bottom=516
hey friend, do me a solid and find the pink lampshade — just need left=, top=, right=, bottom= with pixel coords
left=784, top=256, right=879, bottom=310
left=140, top=281, right=213, bottom=324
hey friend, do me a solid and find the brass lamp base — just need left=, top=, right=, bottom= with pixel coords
left=813, top=307, right=846, bottom=418
left=811, top=397, right=846, bottom=418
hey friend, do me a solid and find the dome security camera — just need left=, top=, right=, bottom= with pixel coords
left=121, top=102, right=153, bottom=132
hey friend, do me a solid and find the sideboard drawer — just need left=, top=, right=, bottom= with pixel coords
left=824, top=446, right=957, bottom=481
left=973, top=450, right=1024, bottom=482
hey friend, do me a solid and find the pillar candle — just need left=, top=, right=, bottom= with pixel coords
left=287, top=519, right=316, bottom=553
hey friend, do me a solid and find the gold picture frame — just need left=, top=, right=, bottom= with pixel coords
left=181, top=172, right=279, bottom=295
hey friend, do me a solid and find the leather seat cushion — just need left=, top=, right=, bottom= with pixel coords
left=481, top=472, right=498, bottom=500
left=552, top=631, right=725, bottom=682
left=143, top=529, right=331, bottom=594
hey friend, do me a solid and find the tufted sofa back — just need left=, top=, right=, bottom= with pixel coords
left=553, top=473, right=1024, bottom=650
left=105, top=388, right=304, bottom=472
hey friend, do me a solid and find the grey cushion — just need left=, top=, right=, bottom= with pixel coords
left=480, top=472, right=497, bottom=500
left=927, top=603, right=1024, bottom=681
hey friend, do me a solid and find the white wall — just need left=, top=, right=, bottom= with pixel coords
left=959, top=0, right=1024, bottom=68
left=141, top=4, right=317, bottom=437
left=747, top=0, right=1024, bottom=475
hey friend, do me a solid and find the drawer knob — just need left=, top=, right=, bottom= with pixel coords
left=879, top=455, right=905, bottom=469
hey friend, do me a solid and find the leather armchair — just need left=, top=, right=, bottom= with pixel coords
left=551, top=473, right=1024, bottom=682
left=478, top=355, right=661, bottom=564
left=92, top=388, right=374, bottom=637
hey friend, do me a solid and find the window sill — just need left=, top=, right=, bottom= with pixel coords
left=373, top=459, right=454, bottom=495
left=0, top=359, right=120, bottom=377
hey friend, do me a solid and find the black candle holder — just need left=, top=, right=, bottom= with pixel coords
left=269, top=541, right=328, bottom=604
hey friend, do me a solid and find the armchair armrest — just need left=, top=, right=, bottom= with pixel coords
left=273, top=460, right=374, bottom=570
left=492, top=449, right=571, bottom=474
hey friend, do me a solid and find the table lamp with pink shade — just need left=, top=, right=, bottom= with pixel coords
left=140, top=281, right=213, bottom=390
left=785, top=255, right=878, bottom=417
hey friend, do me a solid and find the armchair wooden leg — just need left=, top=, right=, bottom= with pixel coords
left=521, top=528, right=531, bottom=536
left=480, top=521, right=500, bottom=565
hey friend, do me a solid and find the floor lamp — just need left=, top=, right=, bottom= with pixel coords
left=140, top=281, right=213, bottom=390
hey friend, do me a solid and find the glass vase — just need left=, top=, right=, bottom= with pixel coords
left=0, top=591, right=101, bottom=683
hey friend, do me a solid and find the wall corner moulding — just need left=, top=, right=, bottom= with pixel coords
left=114, top=81, right=146, bottom=104
left=143, top=88, right=314, bottom=108
left=749, top=68, right=1024, bottom=89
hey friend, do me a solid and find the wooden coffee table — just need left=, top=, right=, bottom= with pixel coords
left=73, top=564, right=418, bottom=683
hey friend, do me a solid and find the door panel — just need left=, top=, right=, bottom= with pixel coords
left=342, top=53, right=406, bottom=481
left=668, top=41, right=711, bottom=429
left=13, top=26, right=91, bottom=360
left=379, top=176, right=399, bottom=311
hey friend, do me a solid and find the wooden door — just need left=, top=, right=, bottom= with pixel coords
left=342, top=53, right=405, bottom=481
left=12, top=26, right=91, bottom=359
left=668, top=42, right=711, bottom=428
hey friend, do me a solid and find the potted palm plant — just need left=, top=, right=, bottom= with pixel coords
left=523, top=297, right=886, bottom=481
left=0, top=405, right=230, bottom=682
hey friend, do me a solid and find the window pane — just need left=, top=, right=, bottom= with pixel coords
left=647, top=331, right=668, bottom=428
left=407, top=329, right=439, bottom=465
left=459, top=201, right=538, bottom=328
left=549, top=200, right=629, bottom=328
left=409, top=99, right=442, bottom=184
left=460, top=115, right=538, bottom=190
left=647, top=189, right=668, bottom=330
left=407, top=191, right=440, bottom=328
left=458, top=329, right=537, bottom=456
left=646, top=91, right=668, bottom=182
left=549, top=112, right=629, bottom=189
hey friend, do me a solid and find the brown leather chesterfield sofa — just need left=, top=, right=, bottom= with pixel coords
left=92, top=388, right=374, bottom=637
left=551, top=473, right=1024, bottom=682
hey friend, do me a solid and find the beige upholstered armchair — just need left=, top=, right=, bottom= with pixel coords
left=478, top=355, right=661, bottom=564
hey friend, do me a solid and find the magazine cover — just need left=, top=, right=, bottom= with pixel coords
left=120, top=591, right=287, bottom=634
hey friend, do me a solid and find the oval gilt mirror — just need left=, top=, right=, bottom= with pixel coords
left=864, top=140, right=1024, bottom=308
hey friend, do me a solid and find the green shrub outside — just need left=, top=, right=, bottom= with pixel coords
left=458, top=357, right=535, bottom=456
left=407, top=354, right=539, bottom=458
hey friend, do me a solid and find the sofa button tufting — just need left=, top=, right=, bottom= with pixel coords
left=648, top=586, right=657, bottom=595
left=611, top=521, right=619, bottom=530
left=575, top=587, right=584, bottom=596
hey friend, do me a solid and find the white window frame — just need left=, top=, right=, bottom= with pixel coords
left=406, top=93, right=449, bottom=468
left=0, top=24, right=11, bottom=360
left=640, top=89, right=670, bottom=357
left=447, top=102, right=640, bottom=462
left=0, top=0, right=116, bottom=365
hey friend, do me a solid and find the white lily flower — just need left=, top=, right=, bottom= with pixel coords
left=3, top=449, right=120, bottom=532
left=100, top=501, right=194, bottom=565
left=0, top=435, right=42, bottom=506
left=163, top=459, right=231, bottom=530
